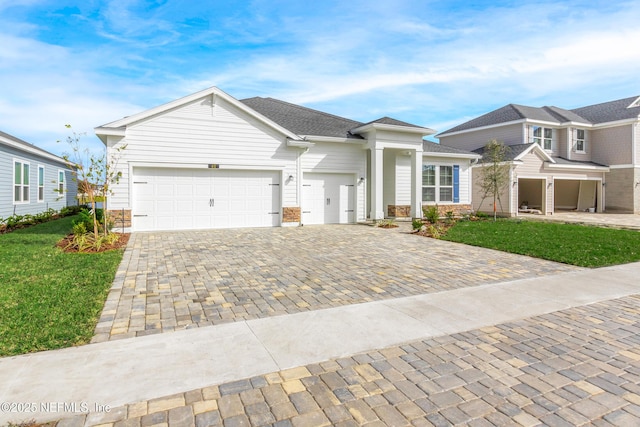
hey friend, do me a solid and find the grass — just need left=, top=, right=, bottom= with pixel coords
left=442, top=219, right=640, bottom=267
left=0, top=215, right=123, bottom=356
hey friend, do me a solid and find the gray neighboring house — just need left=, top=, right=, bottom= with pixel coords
left=438, top=95, right=640, bottom=215
left=1, top=130, right=77, bottom=219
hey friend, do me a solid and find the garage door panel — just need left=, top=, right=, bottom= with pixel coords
left=133, top=167, right=280, bottom=231
left=302, top=173, right=354, bottom=225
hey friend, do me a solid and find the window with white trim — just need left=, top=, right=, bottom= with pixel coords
left=58, top=170, right=65, bottom=195
left=575, top=129, right=586, bottom=153
left=14, top=160, right=30, bottom=203
left=439, top=166, right=453, bottom=202
left=38, top=165, right=45, bottom=202
left=422, top=165, right=436, bottom=202
left=532, top=126, right=553, bottom=150
left=422, top=164, right=460, bottom=203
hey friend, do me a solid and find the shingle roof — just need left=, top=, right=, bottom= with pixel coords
left=0, top=130, right=67, bottom=164
left=438, top=96, right=640, bottom=136
left=361, top=116, right=427, bottom=129
left=472, top=143, right=530, bottom=162
left=423, top=140, right=478, bottom=156
left=240, top=97, right=364, bottom=139
left=550, top=157, right=608, bottom=167
left=571, top=96, right=640, bottom=124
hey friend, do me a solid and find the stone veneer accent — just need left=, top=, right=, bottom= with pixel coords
left=107, top=209, right=132, bottom=229
left=283, top=207, right=301, bottom=223
left=387, top=205, right=411, bottom=218
left=423, top=204, right=474, bottom=217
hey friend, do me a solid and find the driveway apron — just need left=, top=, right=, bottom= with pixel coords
left=93, top=224, right=580, bottom=342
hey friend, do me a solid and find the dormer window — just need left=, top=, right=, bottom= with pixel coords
left=575, top=129, right=586, bottom=153
left=532, top=126, right=553, bottom=151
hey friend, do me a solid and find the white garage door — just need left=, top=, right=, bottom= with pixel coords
left=302, top=173, right=355, bottom=225
left=132, top=167, right=280, bottom=231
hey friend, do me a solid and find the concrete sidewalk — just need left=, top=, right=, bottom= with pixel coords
left=1, top=262, right=639, bottom=425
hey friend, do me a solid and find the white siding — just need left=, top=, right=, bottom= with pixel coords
left=420, top=157, right=473, bottom=204
left=108, top=95, right=299, bottom=210
left=301, top=141, right=367, bottom=221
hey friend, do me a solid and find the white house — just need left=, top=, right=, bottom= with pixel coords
left=95, top=87, right=480, bottom=232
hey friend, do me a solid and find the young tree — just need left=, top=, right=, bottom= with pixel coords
left=477, top=139, right=511, bottom=221
left=58, top=125, right=125, bottom=238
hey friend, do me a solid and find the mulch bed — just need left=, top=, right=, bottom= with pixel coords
left=56, top=233, right=130, bottom=253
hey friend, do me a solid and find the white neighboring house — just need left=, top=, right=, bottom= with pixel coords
left=95, top=87, right=480, bottom=232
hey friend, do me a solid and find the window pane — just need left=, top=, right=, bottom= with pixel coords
left=39, top=167, right=44, bottom=185
left=422, top=187, right=435, bottom=202
left=440, top=166, right=453, bottom=186
left=23, top=186, right=29, bottom=202
left=23, top=164, right=29, bottom=185
left=422, top=165, right=435, bottom=186
left=544, top=128, right=553, bottom=138
left=577, top=129, right=585, bottom=139
left=39, top=187, right=44, bottom=201
left=533, top=126, right=541, bottom=137
left=59, top=183, right=64, bottom=194
left=59, top=171, right=64, bottom=182
left=440, top=187, right=453, bottom=202
left=14, top=186, right=21, bottom=202
left=15, top=162, right=21, bottom=184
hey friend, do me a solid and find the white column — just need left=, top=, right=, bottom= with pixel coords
left=370, top=148, right=384, bottom=220
left=411, top=149, right=423, bottom=218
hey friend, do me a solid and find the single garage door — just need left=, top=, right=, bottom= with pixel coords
left=132, top=167, right=280, bottom=231
left=302, top=173, right=355, bottom=225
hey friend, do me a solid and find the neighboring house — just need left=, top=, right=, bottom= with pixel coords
left=0, top=130, right=77, bottom=219
left=438, top=95, right=640, bottom=215
left=95, top=86, right=480, bottom=232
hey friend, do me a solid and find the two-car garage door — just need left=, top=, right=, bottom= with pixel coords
left=133, top=167, right=280, bottom=231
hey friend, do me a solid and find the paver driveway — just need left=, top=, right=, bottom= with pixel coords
left=93, top=224, right=580, bottom=342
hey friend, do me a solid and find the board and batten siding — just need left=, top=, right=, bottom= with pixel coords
left=301, top=141, right=367, bottom=221
left=439, top=123, right=524, bottom=152
left=107, top=95, right=299, bottom=210
left=1, top=144, right=76, bottom=219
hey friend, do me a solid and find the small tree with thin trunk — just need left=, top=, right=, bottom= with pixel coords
left=477, top=139, right=511, bottom=221
left=58, top=125, right=125, bottom=242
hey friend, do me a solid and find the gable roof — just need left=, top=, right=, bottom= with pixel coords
left=0, top=130, right=68, bottom=165
left=95, top=86, right=302, bottom=143
left=240, top=97, right=364, bottom=139
left=438, top=95, right=640, bottom=137
left=472, top=143, right=554, bottom=163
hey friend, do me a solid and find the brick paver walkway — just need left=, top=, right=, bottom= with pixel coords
left=92, top=225, right=580, bottom=342
left=62, top=294, right=640, bottom=426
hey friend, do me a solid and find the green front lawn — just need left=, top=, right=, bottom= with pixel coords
left=0, top=216, right=123, bottom=356
left=443, top=219, right=640, bottom=267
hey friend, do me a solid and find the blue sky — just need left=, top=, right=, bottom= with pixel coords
left=1, top=0, right=639, bottom=156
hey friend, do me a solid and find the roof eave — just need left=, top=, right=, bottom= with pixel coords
left=286, top=138, right=315, bottom=148
left=303, top=135, right=367, bottom=144
left=545, top=163, right=609, bottom=172
left=352, top=122, right=436, bottom=136
left=0, top=134, right=69, bottom=165
left=423, top=152, right=482, bottom=159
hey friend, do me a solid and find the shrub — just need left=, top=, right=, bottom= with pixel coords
left=428, top=224, right=442, bottom=239
left=423, top=205, right=440, bottom=224
left=376, top=219, right=398, bottom=228
left=412, top=218, right=424, bottom=230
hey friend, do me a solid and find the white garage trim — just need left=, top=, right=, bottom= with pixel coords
left=132, top=166, right=281, bottom=231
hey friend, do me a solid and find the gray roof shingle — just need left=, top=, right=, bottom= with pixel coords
left=240, top=97, right=364, bottom=139
left=571, top=96, right=640, bottom=124
left=423, top=140, right=478, bottom=156
left=438, top=96, right=640, bottom=136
